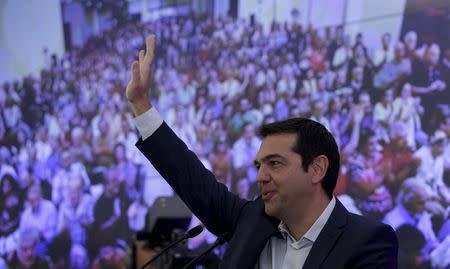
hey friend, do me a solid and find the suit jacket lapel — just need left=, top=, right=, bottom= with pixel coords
left=302, top=199, right=348, bottom=269
left=234, top=199, right=281, bottom=268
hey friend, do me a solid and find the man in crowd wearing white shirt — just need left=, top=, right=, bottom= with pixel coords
left=19, top=183, right=57, bottom=244
left=412, top=130, right=450, bottom=202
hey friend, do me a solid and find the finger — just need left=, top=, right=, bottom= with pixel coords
left=145, top=35, right=155, bottom=64
left=139, top=50, right=145, bottom=66
left=130, top=61, right=140, bottom=83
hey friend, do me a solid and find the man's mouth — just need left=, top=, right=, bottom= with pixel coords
left=262, top=190, right=276, bottom=200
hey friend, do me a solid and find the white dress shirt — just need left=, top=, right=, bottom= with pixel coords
left=256, top=197, right=336, bottom=269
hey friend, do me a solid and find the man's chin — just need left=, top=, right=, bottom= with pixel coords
left=263, top=203, right=279, bottom=217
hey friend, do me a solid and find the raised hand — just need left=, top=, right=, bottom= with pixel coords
left=126, top=35, right=155, bottom=116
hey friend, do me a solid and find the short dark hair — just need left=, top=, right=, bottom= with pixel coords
left=258, top=118, right=340, bottom=199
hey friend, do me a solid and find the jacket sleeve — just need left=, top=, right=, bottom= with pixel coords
left=136, top=122, right=249, bottom=236
left=352, top=223, right=398, bottom=269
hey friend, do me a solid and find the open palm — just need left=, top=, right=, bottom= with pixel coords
left=126, top=35, right=155, bottom=103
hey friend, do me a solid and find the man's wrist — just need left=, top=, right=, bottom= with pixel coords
left=133, top=107, right=163, bottom=140
left=130, top=100, right=152, bottom=117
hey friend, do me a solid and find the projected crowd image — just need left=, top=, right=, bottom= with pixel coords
left=0, top=4, right=450, bottom=269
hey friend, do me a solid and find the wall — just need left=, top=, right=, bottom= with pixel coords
left=0, top=0, right=65, bottom=83
left=237, top=0, right=406, bottom=47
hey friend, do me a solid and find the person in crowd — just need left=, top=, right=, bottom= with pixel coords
left=0, top=172, right=23, bottom=237
left=47, top=230, right=72, bottom=269
left=50, top=151, right=71, bottom=206
left=347, top=66, right=365, bottom=97
left=113, top=142, right=139, bottom=204
left=332, top=34, right=353, bottom=73
left=372, top=32, right=394, bottom=71
left=396, top=224, right=432, bottom=269
left=346, top=43, right=373, bottom=92
left=403, top=30, right=426, bottom=61
left=409, top=43, right=447, bottom=132
left=391, top=83, right=423, bottom=149
left=373, top=42, right=412, bottom=91
left=381, top=123, right=418, bottom=196
left=69, top=244, right=89, bottom=269
left=383, top=179, right=439, bottom=250
left=412, top=130, right=450, bottom=203
left=57, top=176, right=94, bottom=246
left=347, top=131, right=392, bottom=220
left=126, top=192, right=148, bottom=232
left=0, top=168, right=24, bottom=258
left=90, top=168, right=125, bottom=250
left=373, top=88, right=395, bottom=142
left=91, top=245, right=126, bottom=269
left=210, top=141, right=233, bottom=189
left=19, top=183, right=57, bottom=245
left=230, top=124, right=261, bottom=180
left=5, top=228, right=51, bottom=269
left=441, top=47, right=450, bottom=92
left=236, top=177, right=251, bottom=200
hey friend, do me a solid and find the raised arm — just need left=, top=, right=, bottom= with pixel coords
left=125, top=35, right=248, bottom=236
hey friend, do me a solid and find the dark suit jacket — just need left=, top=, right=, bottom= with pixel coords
left=136, top=122, right=398, bottom=269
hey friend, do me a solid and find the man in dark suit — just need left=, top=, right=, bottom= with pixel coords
left=126, top=35, right=398, bottom=269
left=409, top=43, right=447, bottom=132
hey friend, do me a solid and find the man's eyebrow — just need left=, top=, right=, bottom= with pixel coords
left=254, top=154, right=285, bottom=165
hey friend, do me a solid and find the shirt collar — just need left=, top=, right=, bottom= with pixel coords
left=278, top=196, right=336, bottom=243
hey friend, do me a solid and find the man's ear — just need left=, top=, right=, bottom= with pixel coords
left=311, top=155, right=329, bottom=184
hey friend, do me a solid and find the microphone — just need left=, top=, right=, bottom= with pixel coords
left=139, top=225, right=204, bottom=269
left=181, top=232, right=231, bottom=269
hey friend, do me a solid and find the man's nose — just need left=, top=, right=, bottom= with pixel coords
left=256, top=165, right=269, bottom=183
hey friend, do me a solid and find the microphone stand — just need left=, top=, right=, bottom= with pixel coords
left=139, top=225, right=203, bottom=269
left=181, top=233, right=230, bottom=269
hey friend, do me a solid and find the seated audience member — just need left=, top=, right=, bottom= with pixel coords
left=91, top=245, right=126, bottom=269
left=372, top=32, right=394, bottom=71
left=413, top=130, right=450, bottom=202
left=0, top=171, right=23, bottom=237
left=6, top=228, right=51, bottom=269
left=347, top=131, right=392, bottom=219
left=373, top=42, right=411, bottom=90
left=383, top=179, right=439, bottom=250
left=396, top=224, right=431, bottom=269
left=90, top=169, right=126, bottom=250
left=403, top=30, right=426, bottom=61
left=429, top=232, right=450, bottom=269
left=381, top=123, right=417, bottom=196
left=126, top=193, right=148, bottom=232
left=373, top=88, right=395, bottom=142
left=57, top=176, right=94, bottom=245
left=409, top=43, right=447, bottom=132
left=69, top=244, right=89, bottom=269
left=391, top=83, right=423, bottom=149
left=47, top=230, right=71, bottom=269
left=19, top=183, right=57, bottom=245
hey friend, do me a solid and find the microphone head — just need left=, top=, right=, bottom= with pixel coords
left=187, top=225, right=204, bottom=238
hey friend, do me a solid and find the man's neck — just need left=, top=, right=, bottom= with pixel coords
left=283, top=194, right=331, bottom=241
